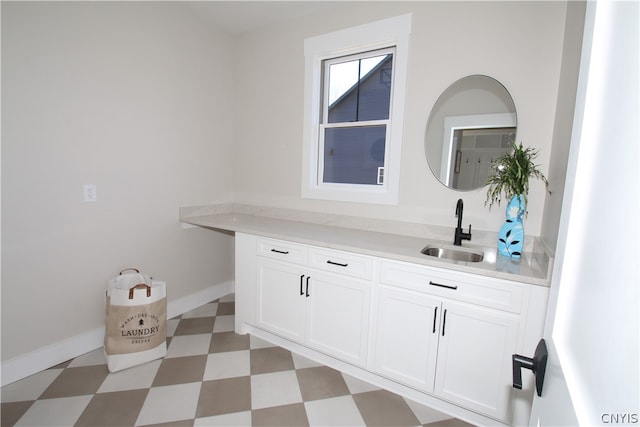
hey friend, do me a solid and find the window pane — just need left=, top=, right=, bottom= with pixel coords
left=327, top=54, right=392, bottom=123
left=328, top=61, right=360, bottom=106
left=322, top=125, right=386, bottom=185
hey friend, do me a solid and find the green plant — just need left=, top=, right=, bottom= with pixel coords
left=485, top=141, right=549, bottom=210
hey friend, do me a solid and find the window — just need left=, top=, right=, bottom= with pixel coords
left=321, top=49, right=393, bottom=186
left=302, top=14, right=412, bottom=205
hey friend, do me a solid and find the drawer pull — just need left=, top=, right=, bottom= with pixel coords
left=327, top=260, right=348, bottom=267
left=306, top=276, right=311, bottom=297
left=300, top=275, right=305, bottom=295
left=270, top=249, right=289, bottom=255
left=429, top=280, right=458, bottom=290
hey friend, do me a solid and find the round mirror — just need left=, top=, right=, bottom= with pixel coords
left=425, top=75, right=517, bottom=191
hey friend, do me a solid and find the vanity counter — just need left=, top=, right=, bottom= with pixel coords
left=180, top=205, right=552, bottom=287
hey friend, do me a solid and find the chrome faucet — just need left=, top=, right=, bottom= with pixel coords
left=454, top=199, right=472, bottom=246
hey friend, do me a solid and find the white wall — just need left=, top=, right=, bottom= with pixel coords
left=1, top=1, right=578, bottom=382
left=233, top=1, right=568, bottom=238
left=541, top=1, right=586, bottom=252
left=1, top=2, right=235, bottom=366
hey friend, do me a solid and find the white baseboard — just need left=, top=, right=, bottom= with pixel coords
left=166, top=280, right=233, bottom=320
left=0, top=281, right=234, bottom=387
left=1, top=326, right=106, bottom=388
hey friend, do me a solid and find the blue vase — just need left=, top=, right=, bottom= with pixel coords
left=498, top=195, right=525, bottom=258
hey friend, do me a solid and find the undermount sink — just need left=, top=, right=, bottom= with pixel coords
left=421, top=245, right=484, bottom=263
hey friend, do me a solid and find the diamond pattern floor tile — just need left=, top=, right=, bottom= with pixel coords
left=204, top=350, right=251, bottom=381
left=151, top=355, right=208, bottom=387
left=250, top=347, right=295, bottom=375
left=39, top=365, right=109, bottom=399
left=352, top=389, right=421, bottom=427
left=250, top=370, right=303, bottom=410
left=182, top=302, right=218, bottom=319
left=1, top=294, right=475, bottom=427
left=165, top=334, right=211, bottom=358
left=75, top=389, right=149, bottom=427
left=135, top=382, right=201, bottom=426
left=173, top=316, right=215, bottom=336
left=1, top=369, right=62, bottom=403
left=14, top=395, right=93, bottom=427
left=68, top=348, right=109, bottom=368
left=212, top=315, right=235, bottom=332
left=97, top=359, right=162, bottom=393
left=1, top=401, right=34, bottom=426
left=210, top=330, right=250, bottom=353
left=216, top=301, right=235, bottom=316
left=296, top=366, right=350, bottom=401
left=251, top=402, right=309, bottom=427
left=304, top=395, right=366, bottom=426
left=194, top=410, right=252, bottom=426
left=196, top=376, right=252, bottom=418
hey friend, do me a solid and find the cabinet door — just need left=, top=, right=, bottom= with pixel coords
left=373, top=285, right=441, bottom=392
left=305, top=271, right=371, bottom=367
left=434, top=300, right=519, bottom=422
left=256, top=258, right=306, bottom=343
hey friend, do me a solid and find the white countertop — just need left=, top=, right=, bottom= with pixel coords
left=180, top=204, right=552, bottom=287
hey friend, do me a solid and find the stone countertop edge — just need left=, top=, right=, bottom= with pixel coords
left=180, top=204, right=553, bottom=287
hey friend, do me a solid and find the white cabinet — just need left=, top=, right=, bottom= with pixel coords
left=235, top=233, right=548, bottom=426
left=256, top=258, right=306, bottom=342
left=305, top=272, right=370, bottom=367
left=434, top=300, right=519, bottom=420
left=255, top=238, right=372, bottom=367
left=373, top=285, right=440, bottom=391
left=373, top=259, right=523, bottom=423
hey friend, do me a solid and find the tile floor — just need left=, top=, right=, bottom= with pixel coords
left=1, top=294, right=474, bottom=426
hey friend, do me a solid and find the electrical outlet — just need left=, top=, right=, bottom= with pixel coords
left=83, top=184, right=97, bottom=202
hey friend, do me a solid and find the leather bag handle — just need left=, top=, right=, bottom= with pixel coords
left=128, top=284, right=151, bottom=299
left=119, top=268, right=140, bottom=275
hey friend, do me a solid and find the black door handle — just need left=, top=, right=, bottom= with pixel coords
left=513, top=339, right=548, bottom=397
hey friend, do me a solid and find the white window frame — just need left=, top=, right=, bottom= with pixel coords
left=302, top=14, right=412, bottom=205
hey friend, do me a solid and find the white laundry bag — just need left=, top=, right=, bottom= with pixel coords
left=104, top=268, right=167, bottom=372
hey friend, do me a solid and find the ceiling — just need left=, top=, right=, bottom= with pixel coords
left=182, top=1, right=340, bottom=34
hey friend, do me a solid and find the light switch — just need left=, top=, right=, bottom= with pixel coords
left=83, top=184, right=97, bottom=202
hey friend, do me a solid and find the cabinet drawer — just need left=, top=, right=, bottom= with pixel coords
left=379, top=260, right=525, bottom=314
left=257, top=238, right=307, bottom=265
left=309, top=247, right=374, bottom=280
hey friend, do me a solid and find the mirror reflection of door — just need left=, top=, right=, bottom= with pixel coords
left=439, top=112, right=516, bottom=189
left=450, top=127, right=516, bottom=190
